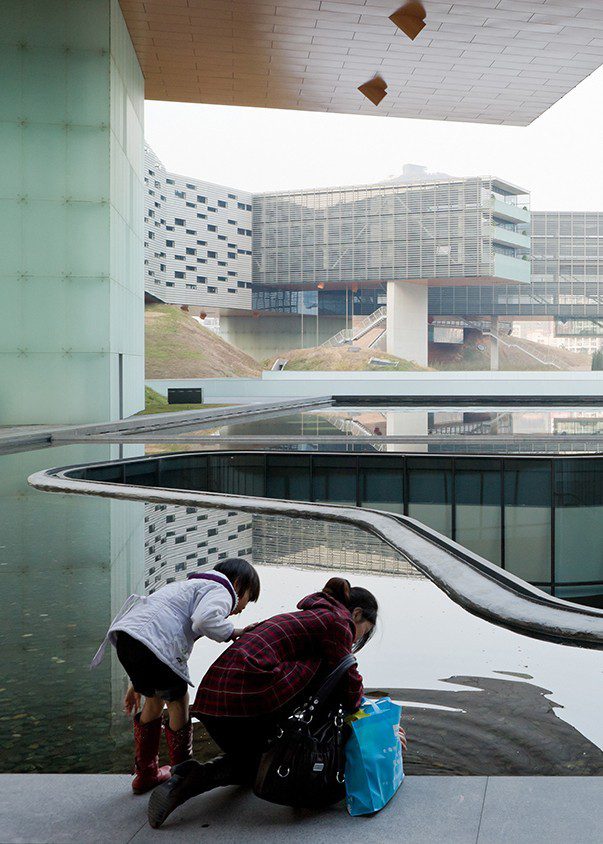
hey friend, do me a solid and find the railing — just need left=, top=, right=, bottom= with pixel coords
left=322, top=307, right=387, bottom=347
left=28, top=456, right=603, bottom=650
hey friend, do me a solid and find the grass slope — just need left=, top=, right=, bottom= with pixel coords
left=429, top=330, right=591, bottom=371
left=145, top=305, right=261, bottom=379
left=264, top=346, right=429, bottom=371
left=137, top=386, right=224, bottom=415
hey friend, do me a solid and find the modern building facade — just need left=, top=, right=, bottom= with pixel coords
left=237, top=176, right=530, bottom=364
left=144, top=147, right=253, bottom=312
left=2, top=0, right=144, bottom=425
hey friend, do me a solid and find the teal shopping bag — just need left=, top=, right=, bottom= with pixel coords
left=344, top=697, right=404, bottom=817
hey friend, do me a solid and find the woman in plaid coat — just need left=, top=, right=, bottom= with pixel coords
left=149, top=577, right=378, bottom=828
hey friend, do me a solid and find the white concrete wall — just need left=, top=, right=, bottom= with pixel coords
left=386, top=282, right=429, bottom=366
left=146, top=371, right=603, bottom=404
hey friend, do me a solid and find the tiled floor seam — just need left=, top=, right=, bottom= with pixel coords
left=475, top=776, right=490, bottom=844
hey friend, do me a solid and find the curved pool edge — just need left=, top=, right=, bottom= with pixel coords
left=27, top=459, right=603, bottom=651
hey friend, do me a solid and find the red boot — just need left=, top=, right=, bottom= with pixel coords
left=165, top=720, right=194, bottom=767
left=132, top=713, right=171, bottom=794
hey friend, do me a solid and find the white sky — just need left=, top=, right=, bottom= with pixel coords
left=145, top=64, right=603, bottom=212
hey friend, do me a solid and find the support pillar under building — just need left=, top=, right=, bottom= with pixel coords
left=0, top=0, right=145, bottom=424
left=386, top=282, right=429, bottom=367
left=490, top=316, right=500, bottom=372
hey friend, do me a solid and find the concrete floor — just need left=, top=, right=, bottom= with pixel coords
left=1, top=775, right=602, bottom=844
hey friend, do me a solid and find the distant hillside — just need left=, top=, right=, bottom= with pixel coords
left=430, top=329, right=591, bottom=371
left=145, top=305, right=261, bottom=378
left=264, top=345, right=429, bottom=371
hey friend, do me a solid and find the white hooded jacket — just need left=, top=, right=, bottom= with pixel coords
left=91, top=571, right=237, bottom=685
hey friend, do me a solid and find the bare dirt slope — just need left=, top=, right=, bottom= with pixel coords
left=429, top=329, right=591, bottom=371
left=145, top=305, right=261, bottom=378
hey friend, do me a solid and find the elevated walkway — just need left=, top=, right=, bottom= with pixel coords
left=1, top=774, right=601, bottom=843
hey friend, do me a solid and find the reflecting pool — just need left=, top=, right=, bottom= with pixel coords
left=1, top=442, right=602, bottom=777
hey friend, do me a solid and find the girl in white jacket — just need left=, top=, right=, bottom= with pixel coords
left=92, top=558, right=260, bottom=794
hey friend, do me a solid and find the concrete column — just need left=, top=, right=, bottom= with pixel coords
left=386, top=410, right=428, bottom=453
left=490, top=316, right=500, bottom=371
left=0, top=0, right=144, bottom=424
left=386, top=282, right=429, bottom=367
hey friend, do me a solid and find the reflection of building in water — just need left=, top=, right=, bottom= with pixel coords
left=144, top=504, right=252, bottom=592
left=0, top=445, right=146, bottom=774
left=251, top=514, right=419, bottom=578
left=553, top=416, right=603, bottom=436
left=429, top=411, right=513, bottom=436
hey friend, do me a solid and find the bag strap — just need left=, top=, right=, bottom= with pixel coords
left=312, top=653, right=357, bottom=709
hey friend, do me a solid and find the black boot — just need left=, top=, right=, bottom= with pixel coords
left=147, top=755, right=244, bottom=829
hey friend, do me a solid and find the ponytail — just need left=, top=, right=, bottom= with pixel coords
left=322, top=577, right=351, bottom=607
left=323, top=578, right=379, bottom=652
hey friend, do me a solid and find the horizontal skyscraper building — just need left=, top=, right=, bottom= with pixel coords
left=247, top=176, right=530, bottom=364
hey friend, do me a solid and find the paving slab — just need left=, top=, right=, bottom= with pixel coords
left=129, top=777, right=488, bottom=844
left=477, top=776, right=603, bottom=844
left=0, top=775, right=147, bottom=844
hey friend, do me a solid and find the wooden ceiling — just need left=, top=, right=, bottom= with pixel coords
left=119, top=0, right=603, bottom=125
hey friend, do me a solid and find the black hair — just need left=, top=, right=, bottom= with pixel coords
left=214, top=558, right=260, bottom=602
left=322, top=577, right=378, bottom=652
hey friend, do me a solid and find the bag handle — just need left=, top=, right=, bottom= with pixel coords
left=312, top=653, right=357, bottom=709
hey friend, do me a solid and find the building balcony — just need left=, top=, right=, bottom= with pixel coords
left=487, top=196, right=531, bottom=225
left=494, top=252, right=531, bottom=284
left=490, top=225, right=530, bottom=251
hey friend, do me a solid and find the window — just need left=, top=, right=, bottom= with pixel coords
left=197, top=240, right=207, bottom=246
left=246, top=204, right=252, bottom=211
left=228, top=288, right=236, bottom=294
left=228, top=219, right=236, bottom=225
left=197, top=213, right=207, bottom=219
left=218, top=260, right=227, bottom=266
left=208, top=206, right=216, bottom=212
left=175, top=218, right=185, bottom=226
left=175, top=271, right=185, bottom=279
left=197, top=195, right=206, bottom=203
left=186, top=283, right=197, bottom=289
left=237, top=202, right=245, bottom=210
left=228, top=252, right=236, bottom=259
left=166, top=240, right=175, bottom=247
left=186, top=183, right=196, bottom=190
left=218, top=200, right=227, bottom=207
left=208, top=286, right=217, bottom=293
left=186, top=247, right=196, bottom=255
left=186, top=201, right=195, bottom=208
left=175, top=254, right=185, bottom=260
left=185, top=265, right=196, bottom=271
left=175, top=190, right=186, bottom=199
left=208, top=224, right=217, bottom=232
left=218, top=234, right=226, bottom=240
left=196, top=276, right=206, bottom=282
left=166, top=178, right=175, bottom=185
left=160, top=263, right=166, bottom=271
left=166, top=281, right=175, bottom=287
left=228, top=271, right=237, bottom=276
left=186, top=229, right=196, bottom=235
left=228, top=193, right=236, bottom=199
left=208, top=250, right=217, bottom=258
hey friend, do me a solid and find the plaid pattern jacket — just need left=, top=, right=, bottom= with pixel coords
left=192, top=592, right=364, bottom=718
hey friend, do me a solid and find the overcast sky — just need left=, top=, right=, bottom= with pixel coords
left=145, top=64, right=603, bottom=212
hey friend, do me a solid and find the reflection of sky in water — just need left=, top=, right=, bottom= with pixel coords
left=2, top=445, right=602, bottom=775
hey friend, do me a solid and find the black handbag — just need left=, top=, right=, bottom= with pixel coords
left=253, top=654, right=357, bottom=808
